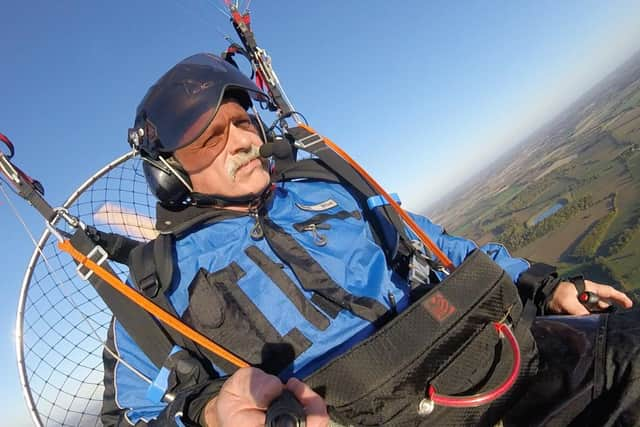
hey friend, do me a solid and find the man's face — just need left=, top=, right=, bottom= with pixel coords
left=173, top=100, right=270, bottom=200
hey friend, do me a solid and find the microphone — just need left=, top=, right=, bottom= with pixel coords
left=260, top=141, right=292, bottom=159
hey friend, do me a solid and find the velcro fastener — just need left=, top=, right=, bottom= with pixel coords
left=366, top=193, right=401, bottom=210
left=146, top=346, right=183, bottom=403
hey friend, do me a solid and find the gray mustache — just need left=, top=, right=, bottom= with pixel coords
left=227, top=145, right=262, bottom=181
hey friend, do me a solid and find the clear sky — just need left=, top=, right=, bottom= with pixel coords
left=1, top=1, right=639, bottom=424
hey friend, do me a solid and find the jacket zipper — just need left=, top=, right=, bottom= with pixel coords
left=249, top=210, right=264, bottom=240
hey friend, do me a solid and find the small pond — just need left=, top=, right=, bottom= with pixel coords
left=532, top=199, right=568, bottom=225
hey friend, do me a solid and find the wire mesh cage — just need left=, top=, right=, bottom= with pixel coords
left=16, top=152, right=158, bottom=426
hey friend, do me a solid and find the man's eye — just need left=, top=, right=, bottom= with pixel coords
left=234, top=119, right=252, bottom=128
left=202, top=135, right=222, bottom=148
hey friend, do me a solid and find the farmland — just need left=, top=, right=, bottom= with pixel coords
left=428, top=49, right=640, bottom=299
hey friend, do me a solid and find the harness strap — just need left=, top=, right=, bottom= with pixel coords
left=286, top=127, right=415, bottom=265
left=516, top=262, right=561, bottom=315
left=275, top=158, right=342, bottom=183
left=245, top=245, right=331, bottom=330
left=82, top=225, right=140, bottom=265
left=69, top=229, right=173, bottom=368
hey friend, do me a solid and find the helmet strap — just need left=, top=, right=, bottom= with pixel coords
left=189, top=184, right=274, bottom=210
left=158, top=155, right=193, bottom=193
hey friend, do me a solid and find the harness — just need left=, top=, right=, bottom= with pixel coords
left=121, top=127, right=434, bottom=361
left=66, top=126, right=434, bottom=378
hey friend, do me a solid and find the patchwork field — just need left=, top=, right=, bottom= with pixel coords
left=428, top=50, right=640, bottom=300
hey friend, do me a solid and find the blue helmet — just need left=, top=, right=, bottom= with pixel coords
left=130, top=53, right=269, bottom=158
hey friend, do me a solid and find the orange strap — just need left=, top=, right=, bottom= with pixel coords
left=298, top=124, right=455, bottom=272
left=58, top=239, right=250, bottom=369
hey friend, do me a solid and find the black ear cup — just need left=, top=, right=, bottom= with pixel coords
left=142, top=158, right=192, bottom=206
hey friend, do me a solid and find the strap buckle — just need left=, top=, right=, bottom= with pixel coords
left=76, top=245, right=108, bottom=280
left=408, top=240, right=433, bottom=288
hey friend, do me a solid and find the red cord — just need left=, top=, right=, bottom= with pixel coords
left=428, top=322, right=521, bottom=408
left=255, top=71, right=266, bottom=91
left=0, top=132, right=15, bottom=158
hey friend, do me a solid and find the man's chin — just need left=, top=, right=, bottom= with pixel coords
left=232, top=175, right=271, bottom=198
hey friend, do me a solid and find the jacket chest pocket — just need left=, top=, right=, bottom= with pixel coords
left=182, top=262, right=311, bottom=375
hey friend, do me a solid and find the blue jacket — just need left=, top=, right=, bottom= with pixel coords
left=102, top=180, right=530, bottom=425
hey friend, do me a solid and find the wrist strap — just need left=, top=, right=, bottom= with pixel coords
left=567, top=275, right=586, bottom=295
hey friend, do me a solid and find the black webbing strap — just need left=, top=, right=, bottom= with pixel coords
left=516, top=262, right=561, bottom=315
left=286, top=127, right=414, bottom=263
left=69, top=229, right=172, bottom=368
left=128, top=234, right=174, bottom=299
left=275, top=158, right=342, bottom=184
left=81, top=225, right=141, bottom=265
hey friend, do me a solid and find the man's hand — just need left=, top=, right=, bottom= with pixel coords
left=547, top=279, right=633, bottom=315
left=285, top=377, right=329, bottom=427
left=203, top=367, right=329, bottom=427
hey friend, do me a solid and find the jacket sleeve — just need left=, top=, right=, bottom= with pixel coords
left=101, top=319, right=224, bottom=426
left=407, top=212, right=530, bottom=282
left=408, top=212, right=561, bottom=312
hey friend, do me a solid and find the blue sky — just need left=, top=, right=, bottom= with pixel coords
left=1, top=1, right=639, bottom=424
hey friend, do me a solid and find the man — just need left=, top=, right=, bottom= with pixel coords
left=102, top=53, right=637, bottom=426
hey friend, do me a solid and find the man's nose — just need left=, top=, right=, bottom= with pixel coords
left=228, top=123, right=260, bottom=153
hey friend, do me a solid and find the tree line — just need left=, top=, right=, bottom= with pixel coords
left=572, top=193, right=618, bottom=260
left=606, top=213, right=640, bottom=256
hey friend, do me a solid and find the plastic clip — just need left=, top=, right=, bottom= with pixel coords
left=408, top=240, right=432, bottom=288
